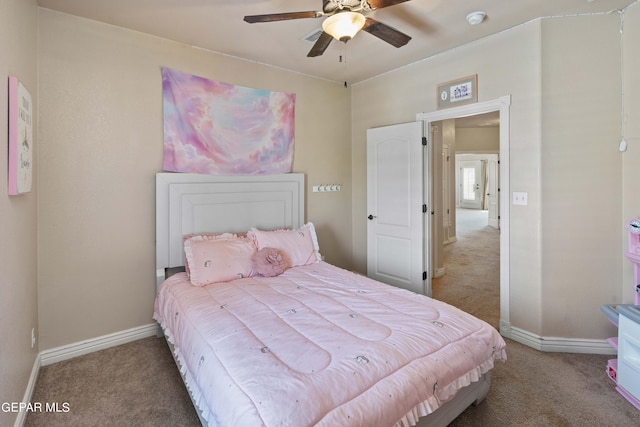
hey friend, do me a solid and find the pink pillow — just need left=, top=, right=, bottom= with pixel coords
left=182, top=232, right=245, bottom=275
left=248, top=223, right=321, bottom=267
left=184, top=236, right=255, bottom=286
left=252, top=247, right=291, bottom=277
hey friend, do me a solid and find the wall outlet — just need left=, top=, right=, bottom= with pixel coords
left=312, top=184, right=341, bottom=192
left=31, top=327, right=36, bottom=348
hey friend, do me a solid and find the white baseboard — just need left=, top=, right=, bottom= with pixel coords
left=444, top=237, right=457, bottom=245
left=40, top=323, right=158, bottom=366
left=13, top=354, right=41, bottom=427
left=14, top=324, right=157, bottom=427
left=499, top=320, right=511, bottom=338
left=509, top=326, right=617, bottom=355
left=433, top=267, right=446, bottom=278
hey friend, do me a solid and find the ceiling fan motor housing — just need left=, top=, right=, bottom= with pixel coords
left=323, top=0, right=372, bottom=14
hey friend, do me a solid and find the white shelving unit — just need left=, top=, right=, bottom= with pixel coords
left=600, top=218, right=640, bottom=411
left=617, top=305, right=640, bottom=410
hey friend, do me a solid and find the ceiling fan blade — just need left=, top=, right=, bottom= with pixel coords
left=367, top=0, right=411, bottom=10
left=307, top=32, right=334, bottom=57
left=244, top=11, right=322, bottom=23
left=363, top=17, right=411, bottom=48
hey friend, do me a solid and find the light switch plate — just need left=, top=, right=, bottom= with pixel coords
left=513, top=192, right=528, bottom=206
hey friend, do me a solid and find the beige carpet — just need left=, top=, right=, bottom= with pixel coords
left=25, top=337, right=201, bottom=427
left=25, top=211, right=640, bottom=426
left=433, top=208, right=500, bottom=330
left=24, top=336, right=640, bottom=427
left=433, top=209, right=639, bottom=426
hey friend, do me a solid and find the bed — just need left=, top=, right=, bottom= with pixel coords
left=154, top=172, right=506, bottom=427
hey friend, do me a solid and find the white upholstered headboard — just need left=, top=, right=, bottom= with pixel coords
left=155, top=172, right=305, bottom=288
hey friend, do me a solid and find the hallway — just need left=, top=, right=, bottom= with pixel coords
left=432, top=208, right=500, bottom=329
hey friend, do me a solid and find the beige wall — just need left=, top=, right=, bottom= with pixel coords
left=623, top=4, right=640, bottom=304
left=456, top=127, right=499, bottom=152
left=37, top=9, right=352, bottom=350
left=352, top=8, right=640, bottom=341
left=0, top=1, right=38, bottom=425
left=540, top=15, right=622, bottom=338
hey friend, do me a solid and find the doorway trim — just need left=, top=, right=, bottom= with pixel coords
left=417, top=95, right=511, bottom=337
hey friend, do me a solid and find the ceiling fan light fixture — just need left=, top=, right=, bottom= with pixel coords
left=322, top=11, right=366, bottom=42
left=466, top=11, right=486, bottom=25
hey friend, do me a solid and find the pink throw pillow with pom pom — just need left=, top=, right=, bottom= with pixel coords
left=252, top=247, right=291, bottom=277
left=248, top=223, right=321, bottom=267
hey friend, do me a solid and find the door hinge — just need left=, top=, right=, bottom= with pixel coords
left=423, top=271, right=427, bottom=281
left=422, top=204, right=427, bottom=213
left=422, top=136, right=427, bottom=146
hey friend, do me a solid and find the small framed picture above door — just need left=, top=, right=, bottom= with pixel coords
left=437, top=74, right=478, bottom=110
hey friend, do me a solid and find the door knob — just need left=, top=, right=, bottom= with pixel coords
left=368, top=215, right=377, bottom=220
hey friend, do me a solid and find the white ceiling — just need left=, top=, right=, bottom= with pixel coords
left=36, top=0, right=637, bottom=84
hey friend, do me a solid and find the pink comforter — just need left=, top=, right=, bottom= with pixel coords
left=154, top=261, right=506, bottom=427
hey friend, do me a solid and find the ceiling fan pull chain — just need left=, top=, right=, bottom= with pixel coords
left=342, top=43, right=349, bottom=88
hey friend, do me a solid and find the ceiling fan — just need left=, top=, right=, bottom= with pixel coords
left=244, top=0, right=412, bottom=57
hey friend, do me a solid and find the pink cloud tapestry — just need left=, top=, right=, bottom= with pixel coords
left=162, top=68, right=295, bottom=175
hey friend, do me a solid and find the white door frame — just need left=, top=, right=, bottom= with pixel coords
left=486, top=154, right=500, bottom=229
left=417, top=95, right=511, bottom=337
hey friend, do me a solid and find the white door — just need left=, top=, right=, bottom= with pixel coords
left=487, top=155, right=500, bottom=229
left=366, top=122, right=429, bottom=295
left=459, top=160, right=483, bottom=209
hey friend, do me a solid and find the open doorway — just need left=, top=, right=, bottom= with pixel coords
left=417, top=96, right=510, bottom=336
left=421, top=105, right=506, bottom=333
